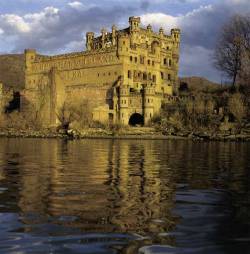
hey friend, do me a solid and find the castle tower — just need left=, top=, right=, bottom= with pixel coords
left=171, top=28, right=181, bottom=93
left=119, top=82, right=130, bottom=125
left=171, top=28, right=181, bottom=49
left=159, top=27, right=164, bottom=37
left=147, top=24, right=152, bottom=33
left=129, top=16, right=141, bottom=32
left=24, top=49, right=36, bottom=73
left=112, top=25, right=117, bottom=46
left=86, top=32, right=94, bottom=51
left=101, top=28, right=107, bottom=49
left=143, top=83, right=156, bottom=125
left=129, top=16, right=140, bottom=47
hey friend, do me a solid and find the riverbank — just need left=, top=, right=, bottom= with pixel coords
left=1, top=127, right=250, bottom=141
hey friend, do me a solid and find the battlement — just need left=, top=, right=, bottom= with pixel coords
left=86, top=16, right=180, bottom=52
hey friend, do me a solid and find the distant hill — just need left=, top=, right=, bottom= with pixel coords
left=179, top=76, right=221, bottom=93
left=0, top=54, right=25, bottom=90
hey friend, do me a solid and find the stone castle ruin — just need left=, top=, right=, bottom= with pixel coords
left=21, top=16, right=180, bottom=126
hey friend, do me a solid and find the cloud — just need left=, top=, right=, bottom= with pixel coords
left=0, top=4, right=137, bottom=54
left=0, top=0, right=250, bottom=81
left=0, top=14, right=31, bottom=33
left=141, top=4, right=215, bottom=47
left=68, top=1, right=84, bottom=10
left=140, top=1, right=250, bottom=81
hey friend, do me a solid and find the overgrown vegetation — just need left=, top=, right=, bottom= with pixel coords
left=151, top=14, right=250, bottom=137
left=152, top=90, right=249, bottom=136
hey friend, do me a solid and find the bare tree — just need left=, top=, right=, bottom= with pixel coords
left=57, top=101, right=76, bottom=131
left=214, top=14, right=250, bottom=87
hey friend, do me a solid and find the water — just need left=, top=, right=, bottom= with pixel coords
left=0, top=138, right=249, bottom=254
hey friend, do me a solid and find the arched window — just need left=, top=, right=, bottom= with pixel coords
left=140, top=56, right=144, bottom=64
left=161, top=72, right=164, bottom=79
left=128, top=70, right=132, bottom=78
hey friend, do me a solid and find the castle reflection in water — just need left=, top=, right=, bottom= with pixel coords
left=0, top=139, right=249, bottom=253
left=0, top=140, right=178, bottom=233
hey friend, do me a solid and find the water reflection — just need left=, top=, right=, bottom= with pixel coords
left=0, top=139, right=249, bottom=254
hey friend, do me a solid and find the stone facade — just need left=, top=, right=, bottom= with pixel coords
left=22, top=16, right=180, bottom=126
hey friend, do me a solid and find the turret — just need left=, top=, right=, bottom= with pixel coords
left=171, top=28, right=181, bottom=48
left=119, top=81, right=130, bottom=125
left=129, top=16, right=141, bottom=33
left=171, top=28, right=181, bottom=85
left=143, top=83, right=156, bottom=125
left=101, top=28, right=107, bottom=48
left=171, top=28, right=180, bottom=40
left=147, top=24, right=152, bottom=33
left=112, top=25, right=117, bottom=46
left=86, top=32, right=94, bottom=51
left=159, top=27, right=164, bottom=37
left=117, top=35, right=130, bottom=56
left=24, top=49, right=36, bottom=72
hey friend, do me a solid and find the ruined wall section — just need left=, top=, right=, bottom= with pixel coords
left=23, top=49, right=123, bottom=126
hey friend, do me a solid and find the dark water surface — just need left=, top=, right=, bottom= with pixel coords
left=0, top=138, right=249, bottom=254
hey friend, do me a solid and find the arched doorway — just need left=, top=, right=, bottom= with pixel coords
left=129, top=113, right=144, bottom=126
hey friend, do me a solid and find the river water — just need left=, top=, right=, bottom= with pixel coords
left=0, top=138, right=249, bottom=254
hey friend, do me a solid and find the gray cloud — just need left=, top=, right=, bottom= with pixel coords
left=0, top=0, right=250, bottom=81
left=0, top=3, right=138, bottom=54
left=141, top=0, right=250, bottom=81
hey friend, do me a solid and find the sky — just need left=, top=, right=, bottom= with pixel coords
left=0, top=0, right=250, bottom=82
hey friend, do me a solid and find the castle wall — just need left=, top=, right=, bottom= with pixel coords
left=22, top=16, right=180, bottom=127
left=23, top=49, right=123, bottom=126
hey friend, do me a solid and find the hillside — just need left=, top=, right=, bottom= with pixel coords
left=179, top=76, right=221, bottom=93
left=0, top=54, right=25, bottom=90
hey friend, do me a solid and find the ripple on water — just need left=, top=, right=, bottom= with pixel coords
left=0, top=139, right=249, bottom=254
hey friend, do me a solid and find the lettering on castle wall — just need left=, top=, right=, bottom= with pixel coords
left=32, top=54, right=117, bottom=73
left=61, top=69, right=85, bottom=81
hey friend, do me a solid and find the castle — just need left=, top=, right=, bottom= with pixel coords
left=22, top=16, right=180, bottom=126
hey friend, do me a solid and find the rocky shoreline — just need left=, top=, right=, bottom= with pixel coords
left=0, top=128, right=250, bottom=141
